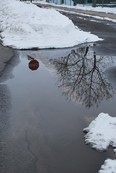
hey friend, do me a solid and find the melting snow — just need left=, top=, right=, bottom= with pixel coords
left=84, top=113, right=116, bottom=151
left=0, top=0, right=101, bottom=49
left=84, top=113, right=116, bottom=173
left=99, top=159, right=116, bottom=173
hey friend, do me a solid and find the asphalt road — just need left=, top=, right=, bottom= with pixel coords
left=61, top=10, right=116, bottom=55
left=0, top=44, right=14, bottom=74
left=35, top=2, right=116, bottom=20
left=35, top=2, right=116, bottom=55
left=1, top=46, right=116, bottom=173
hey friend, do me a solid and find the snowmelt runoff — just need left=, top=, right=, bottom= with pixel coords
left=0, top=0, right=101, bottom=49
left=1, top=1, right=116, bottom=172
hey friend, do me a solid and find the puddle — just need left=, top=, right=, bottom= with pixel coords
left=0, top=43, right=116, bottom=173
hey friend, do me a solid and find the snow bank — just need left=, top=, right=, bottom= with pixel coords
left=0, top=0, right=101, bottom=49
left=99, top=159, right=116, bottom=173
left=84, top=113, right=116, bottom=151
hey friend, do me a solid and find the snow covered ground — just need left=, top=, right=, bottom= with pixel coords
left=0, top=0, right=101, bottom=49
left=84, top=113, right=116, bottom=173
left=99, top=159, right=116, bottom=173
left=84, top=113, right=116, bottom=151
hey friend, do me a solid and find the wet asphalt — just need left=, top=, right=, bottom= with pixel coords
left=0, top=44, right=14, bottom=74
left=61, top=10, right=116, bottom=55
left=0, top=9, right=116, bottom=173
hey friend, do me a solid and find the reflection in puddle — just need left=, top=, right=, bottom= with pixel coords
left=27, top=55, right=39, bottom=71
left=19, top=43, right=116, bottom=108
left=1, top=44, right=116, bottom=173
left=49, top=45, right=115, bottom=107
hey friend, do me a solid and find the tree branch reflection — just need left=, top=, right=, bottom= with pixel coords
left=50, top=46, right=113, bottom=107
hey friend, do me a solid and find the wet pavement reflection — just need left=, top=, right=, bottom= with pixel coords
left=27, top=55, right=39, bottom=71
left=0, top=43, right=116, bottom=173
left=50, top=45, right=114, bottom=107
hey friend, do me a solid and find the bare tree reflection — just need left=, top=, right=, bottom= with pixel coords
left=50, top=45, right=113, bottom=107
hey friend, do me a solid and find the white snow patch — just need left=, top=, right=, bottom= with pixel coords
left=0, top=0, right=101, bottom=49
left=84, top=113, right=116, bottom=151
left=99, top=159, right=116, bottom=173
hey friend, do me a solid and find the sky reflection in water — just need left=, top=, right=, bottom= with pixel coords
left=20, top=43, right=116, bottom=108
left=0, top=43, right=116, bottom=173
left=50, top=45, right=114, bottom=108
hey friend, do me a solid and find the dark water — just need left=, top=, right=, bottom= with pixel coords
left=0, top=43, right=116, bottom=173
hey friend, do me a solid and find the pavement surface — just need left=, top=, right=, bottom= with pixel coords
left=34, top=2, right=116, bottom=56
left=34, top=2, right=116, bottom=20
left=0, top=44, right=14, bottom=75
